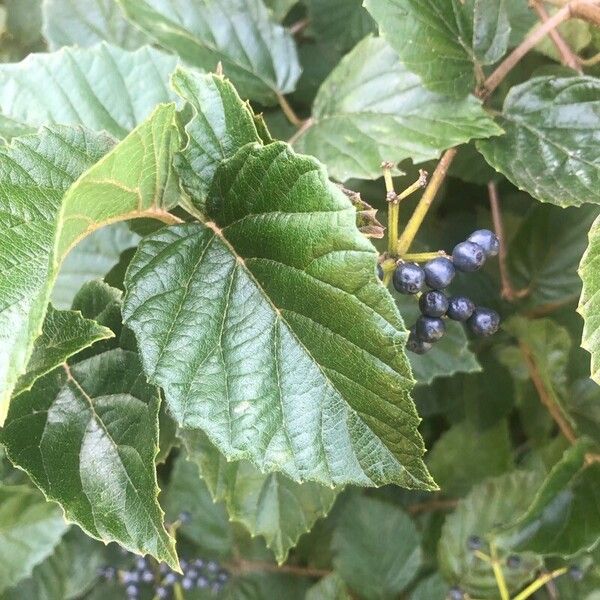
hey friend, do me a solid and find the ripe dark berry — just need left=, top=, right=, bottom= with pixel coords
left=569, top=565, right=584, bottom=581
left=506, top=555, right=522, bottom=569
left=98, top=566, right=116, bottom=580
left=447, top=586, right=464, bottom=600
left=377, top=264, right=384, bottom=280
left=467, top=535, right=483, bottom=551
left=423, top=257, right=455, bottom=289
left=125, top=584, right=139, bottom=598
left=452, top=241, right=486, bottom=272
left=416, top=315, right=446, bottom=343
left=141, top=569, right=155, bottom=583
left=468, top=308, right=500, bottom=337
left=407, top=327, right=432, bottom=355
left=178, top=510, right=192, bottom=524
left=163, top=572, right=177, bottom=585
left=155, top=586, right=169, bottom=599
left=419, top=290, right=449, bottom=317
left=468, top=229, right=499, bottom=257
left=393, top=263, right=425, bottom=294
left=447, top=296, right=475, bottom=321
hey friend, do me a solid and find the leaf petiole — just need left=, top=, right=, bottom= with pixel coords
left=490, top=543, right=510, bottom=600
left=511, top=568, right=568, bottom=600
left=400, top=251, right=448, bottom=262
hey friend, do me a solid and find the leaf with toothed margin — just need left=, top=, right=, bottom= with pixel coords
left=0, top=349, right=179, bottom=569
left=579, top=213, right=600, bottom=386
left=0, top=43, right=178, bottom=140
left=0, top=484, right=69, bottom=594
left=180, top=429, right=339, bottom=564
left=117, top=0, right=301, bottom=105
left=13, top=304, right=114, bottom=396
left=0, top=104, right=180, bottom=425
left=172, top=68, right=263, bottom=213
left=123, top=141, right=436, bottom=491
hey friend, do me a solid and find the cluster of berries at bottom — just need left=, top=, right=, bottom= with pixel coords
left=385, top=230, right=501, bottom=355
left=98, top=514, right=229, bottom=598
left=445, top=535, right=586, bottom=599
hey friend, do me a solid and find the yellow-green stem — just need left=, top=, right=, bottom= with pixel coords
left=490, top=544, right=510, bottom=600
left=512, top=568, right=568, bottom=600
left=396, top=149, right=457, bottom=255
left=173, top=583, right=185, bottom=600
left=383, top=164, right=399, bottom=255
left=400, top=251, right=448, bottom=262
left=397, top=169, right=428, bottom=201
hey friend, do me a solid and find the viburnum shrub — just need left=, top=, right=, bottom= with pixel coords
left=1, top=0, right=600, bottom=599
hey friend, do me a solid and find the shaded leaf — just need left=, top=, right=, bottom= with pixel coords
left=162, top=452, right=233, bottom=559
left=13, top=305, right=114, bottom=396
left=396, top=295, right=481, bottom=385
left=295, top=37, right=502, bottom=181
left=332, top=495, right=422, bottom=599
left=498, top=443, right=600, bottom=557
left=579, top=213, right=600, bottom=384
left=428, top=420, right=514, bottom=497
left=478, top=77, right=600, bottom=207
left=43, top=0, right=149, bottom=49
left=4, top=0, right=43, bottom=46
left=264, top=0, right=297, bottom=21
left=0, top=105, right=179, bottom=423
left=180, top=429, right=338, bottom=564
left=306, top=573, right=350, bottom=600
left=509, top=204, right=600, bottom=307
left=172, top=68, right=262, bottom=211
left=52, top=223, right=140, bottom=309
left=117, top=0, right=301, bottom=105
left=124, top=141, right=435, bottom=490
left=1, top=350, right=178, bottom=568
left=0, top=43, right=177, bottom=139
left=365, top=0, right=511, bottom=97
left=438, top=471, right=543, bottom=597
left=2, top=528, right=104, bottom=600
left=0, top=484, right=68, bottom=594
left=411, top=573, right=448, bottom=600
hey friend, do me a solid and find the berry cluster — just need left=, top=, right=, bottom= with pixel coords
left=389, top=230, right=501, bottom=354
left=99, top=525, right=229, bottom=598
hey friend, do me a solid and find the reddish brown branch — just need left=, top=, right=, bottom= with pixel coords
left=530, top=0, right=583, bottom=72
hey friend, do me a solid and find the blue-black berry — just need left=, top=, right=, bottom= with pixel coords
left=423, top=257, right=455, bottom=289
left=393, top=263, right=425, bottom=294
left=377, top=264, right=384, bottom=280
left=407, top=327, right=433, bottom=355
left=468, top=308, right=500, bottom=337
left=447, top=586, right=464, bottom=600
left=452, top=241, right=486, bottom=272
left=447, top=296, right=475, bottom=321
left=506, top=555, right=522, bottom=569
left=467, top=535, right=483, bottom=551
left=569, top=565, right=584, bottom=581
left=419, top=290, right=449, bottom=317
left=125, top=584, right=139, bottom=598
left=416, top=315, right=446, bottom=343
left=155, top=586, right=169, bottom=599
left=468, top=229, right=500, bottom=257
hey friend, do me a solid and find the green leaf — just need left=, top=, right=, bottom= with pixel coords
left=478, top=76, right=600, bottom=207
left=0, top=484, right=69, bottom=594
left=332, top=495, right=422, bottom=599
left=13, top=305, right=114, bottom=396
left=396, top=295, right=480, bottom=385
left=306, top=573, right=350, bottom=600
left=567, top=378, right=600, bottom=446
left=0, top=105, right=179, bottom=424
left=2, top=528, right=104, bottom=600
left=427, top=420, right=514, bottom=497
left=498, top=443, right=600, bottom=557
left=124, top=141, right=436, bottom=490
left=264, top=0, right=297, bottom=21
left=411, top=573, right=448, bottom=600
left=294, top=37, right=502, bottom=181
left=117, top=0, right=301, bottom=105
left=162, top=452, right=233, bottom=559
left=303, top=0, right=376, bottom=54
left=438, top=471, right=543, bottom=597
left=0, top=44, right=178, bottom=139
left=43, top=0, right=149, bottom=50
left=1, top=349, right=178, bottom=568
left=579, top=213, right=600, bottom=385
left=4, top=0, right=43, bottom=46
left=365, top=0, right=511, bottom=97
left=180, top=429, right=338, bottom=564
left=52, top=223, right=140, bottom=309
left=172, top=69, right=262, bottom=211
left=509, top=204, right=600, bottom=307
